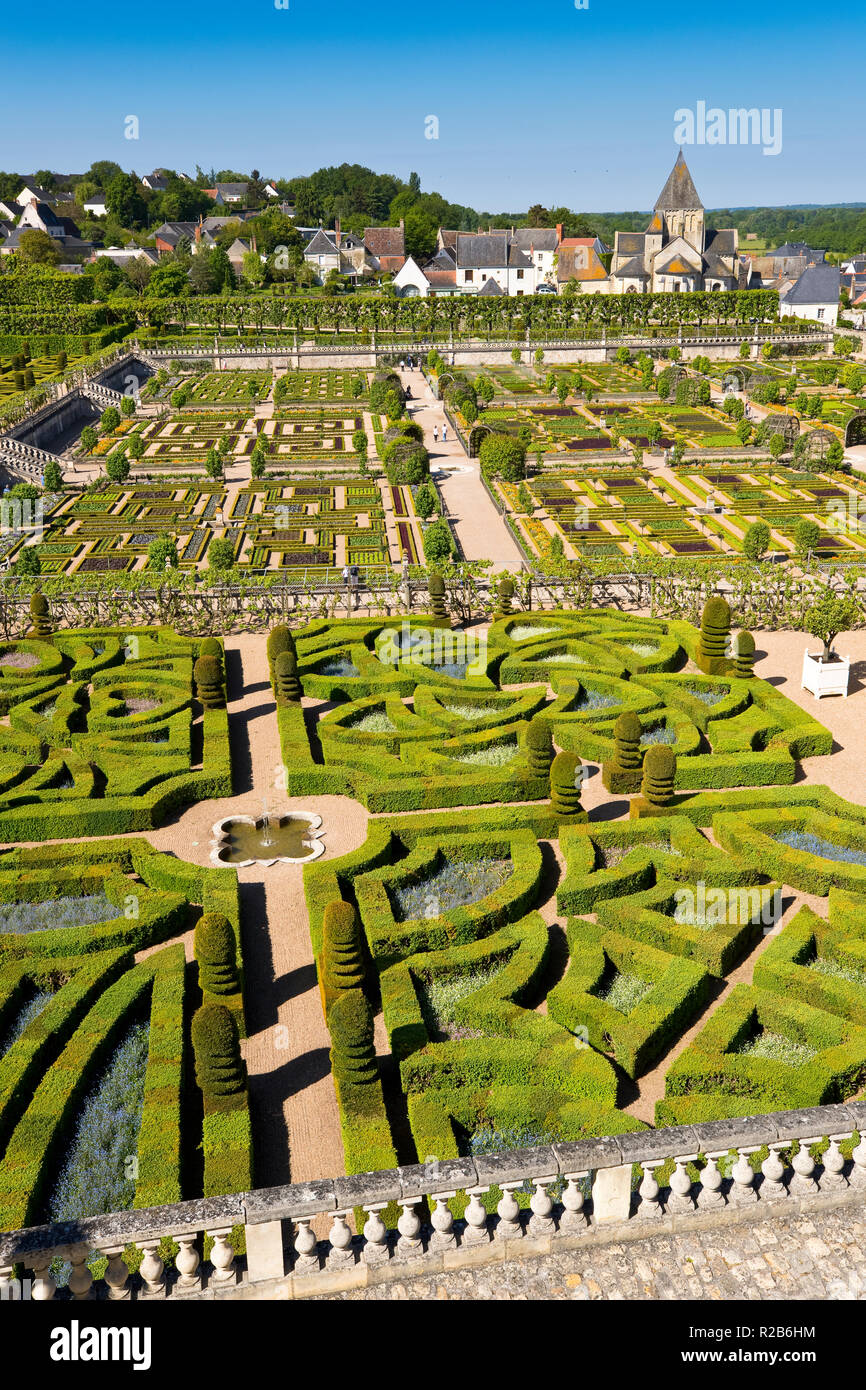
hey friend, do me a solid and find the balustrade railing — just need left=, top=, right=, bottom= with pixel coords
left=2, top=1102, right=863, bottom=1300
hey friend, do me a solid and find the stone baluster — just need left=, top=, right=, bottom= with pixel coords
left=495, top=1183, right=524, bottom=1241
left=395, top=1200, right=423, bottom=1259
left=174, top=1236, right=202, bottom=1293
left=759, top=1143, right=790, bottom=1202
left=29, top=1252, right=57, bottom=1301
left=559, top=1172, right=589, bottom=1234
left=696, top=1151, right=727, bottom=1210
left=137, top=1241, right=166, bottom=1297
left=291, top=1220, right=320, bottom=1275
left=103, top=1246, right=131, bottom=1300
left=637, top=1160, right=665, bottom=1218
left=729, top=1146, right=761, bottom=1205
left=819, top=1132, right=852, bottom=1191
left=667, top=1154, right=698, bottom=1214
left=528, top=1177, right=557, bottom=1238
left=462, top=1187, right=492, bottom=1245
left=428, top=1192, right=457, bottom=1252
left=0, top=1264, right=18, bottom=1301
left=67, top=1244, right=94, bottom=1301
left=361, top=1204, right=391, bottom=1265
left=207, top=1228, right=238, bottom=1286
left=850, top=1129, right=866, bottom=1187
left=789, top=1137, right=823, bottom=1198
left=327, top=1210, right=356, bottom=1269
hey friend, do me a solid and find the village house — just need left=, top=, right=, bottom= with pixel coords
left=779, top=262, right=841, bottom=326
left=364, top=223, right=407, bottom=275
left=556, top=234, right=610, bottom=293
left=203, top=183, right=248, bottom=205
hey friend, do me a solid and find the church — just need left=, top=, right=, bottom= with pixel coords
left=608, top=151, right=745, bottom=293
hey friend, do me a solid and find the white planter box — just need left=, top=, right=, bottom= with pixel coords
left=801, top=649, right=850, bottom=699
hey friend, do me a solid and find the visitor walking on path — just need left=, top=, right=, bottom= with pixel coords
left=433, top=424, right=439, bottom=444
left=442, top=423, right=448, bottom=442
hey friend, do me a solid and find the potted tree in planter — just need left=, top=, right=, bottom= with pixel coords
left=801, top=592, right=861, bottom=698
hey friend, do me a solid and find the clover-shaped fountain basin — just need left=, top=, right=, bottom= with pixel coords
left=210, top=812, right=325, bottom=867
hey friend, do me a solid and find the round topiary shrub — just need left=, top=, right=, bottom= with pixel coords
left=194, top=913, right=240, bottom=996
left=526, top=716, right=554, bottom=778
left=696, top=596, right=732, bottom=674
left=613, top=711, right=642, bottom=773
left=495, top=574, right=515, bottom=618
left=550, top=750, right=584, bottom=819
left=731, top=629, right=756, bottom=678
left=29, top=592, right=52, bottom=639
left=328, top=988, right=378, bottom=1087
left=194, top=654, right=224, bottom=708
left=199, top=637, right=223, bottom=660
left=641, top=744, right=677, bottom=807
left=267, top=624, right=295, bottom=672
left=428, top=571, right=448, bottom=622
left=274, top=648, right=302, bottom=703
left=322, top=900, right=365, bottom=1007
left=382, top=438, right=430, bottom=485
left=191, top=1004, right=245, bottom=1099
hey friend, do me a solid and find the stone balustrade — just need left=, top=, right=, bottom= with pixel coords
left=1, top=1102, right=864, bottom=1301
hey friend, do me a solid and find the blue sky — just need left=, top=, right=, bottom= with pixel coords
left=4, top=0, right=863, bottom=211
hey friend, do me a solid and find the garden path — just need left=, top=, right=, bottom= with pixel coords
left=398, top=368, right=524, bottom=572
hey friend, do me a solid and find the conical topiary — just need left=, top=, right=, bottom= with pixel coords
left=603, top=710, right=643, bottom=793
left=199, top=636, right=223, bottom=661
left=267, top=624, right=295, bottom=674
left=191, top=1004, right=245, bottom=1102
left=428, top=571, right=448, bottom=623
left=194, top=913, right=240, bottom=997
left=641, top=743, right=677, bottom=808
left=495, top=574, right=515, bottom=620
left=194, top=654, right=224, bottom=708
left=525, top=716, right=554, bottom=780
left=29, top=592, right=52, bottom=640
left=550, top=750, right=584, bottom=819
left=696, top=596, right=731, bottom=675
left=274, top=648, right=303, bottom=703
left=328, top=988, right=378, bottom=1087
left=322, top=900, right=365, bottom=1014
left=731, top=629, right=756, bottom=679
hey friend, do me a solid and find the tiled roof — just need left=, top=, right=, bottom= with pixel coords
left=781, top=263, right=841, bottom=305
left=511, top=228, right=558, bottom=252
left=304, top=229, right=338, bottom=256
left=456, top=233, right=509, bottom=268
left=364, top=226, right=405, bottom=259
left=477, top=277, right=505, bottom=295
left=612, top=255, right=650, bottom=279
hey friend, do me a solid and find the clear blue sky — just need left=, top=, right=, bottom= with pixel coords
left=4, top=0, right=863, bottom=211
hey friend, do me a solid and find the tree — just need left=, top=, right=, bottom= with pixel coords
left=768, top=432, right=786, bottom=459
left=251, top=454, right=266, bottom=479
left=556, top=380, right=569, bottom=405
left=16, top=229, right=61, bottom=266
left=208, top=537, right=236, bottom=571
left=526, top=204, right=551, bottom=227
left=743, top=521, right=770, bottom=561
left=422, top=518, right=452, bottom=565
left=43, top=461, right=63, bottom=492
left=105, top=171, right=146, bottom=228
left=80, top=425, right=97, bottom=454
left=242, top=250, right=266, bottom=289
left=804, top=592, right=861, bottom=660
left=120, top=394, right=135, bottom=418
left=14, top=546, right=41, bottom=576
left=147, top=536, right=179, bottom=570
left=794, top=519, right=821, bottom=559
left=479, top=433, right=526, bottom=482
left=100, top=406, right=120, bottom=433
left=105, top=451, right=130, bottom=483
left=414, top=482, right=436, bottom=519
left=149, top=261, right=189, bottom=298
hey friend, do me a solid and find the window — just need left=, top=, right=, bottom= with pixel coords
left=816, top=308, right=824, bottom=319
left=465, top=269, right=474, bottom=281
left=517, top=269, right=524, bottom=279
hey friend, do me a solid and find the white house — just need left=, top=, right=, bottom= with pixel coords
left=455, top=233, right=539, bottom=295
left=509, top=228, right=559, bottom=288
left=16, top=184, right=55, bottom=208
left=779, top=264, right=841, bottom=327
left=83, top=196, right=109, bottom=218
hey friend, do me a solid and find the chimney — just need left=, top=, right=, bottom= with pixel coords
left=556, top=223, right=563, bottom=242
left=335, top=217, right=342, bottom=247
left=399, top=217, right=405, bottom=230
left=195, top=216, right=202, bottom=244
